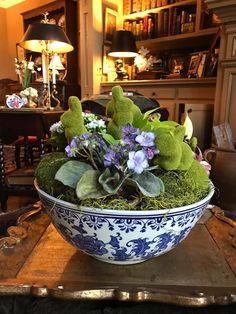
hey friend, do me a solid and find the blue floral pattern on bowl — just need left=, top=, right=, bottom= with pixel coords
left=35, top=181, right=214, bottom=265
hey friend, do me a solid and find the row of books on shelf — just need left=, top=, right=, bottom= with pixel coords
left=123, top=8, right=195, bottom=40
left=123, top=0, right=183, bottom=16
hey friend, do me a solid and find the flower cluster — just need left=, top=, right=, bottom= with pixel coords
left=20, top=87, right=38, bottom=99
left=15, top=57, right=37, bottom=89
left=58, top=123, right=163, bottom=201
left=49, top=114, right=106, bottom=139
left=65, top=124, right=159, bottom=175
left=82, top=112, right=106, bottom=133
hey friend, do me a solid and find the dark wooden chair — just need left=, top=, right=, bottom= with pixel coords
left=0, top=108, right=63, bottom=212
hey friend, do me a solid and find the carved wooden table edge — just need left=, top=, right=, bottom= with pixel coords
left=0, top=281, right=236, bottom=307
left=0, top=207, right=235, bottom=307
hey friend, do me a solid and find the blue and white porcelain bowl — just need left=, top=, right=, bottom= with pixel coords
left=35, top=181, right=214, bottom=265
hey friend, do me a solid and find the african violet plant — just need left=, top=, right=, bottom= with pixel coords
left=35, top=86, right=211, bottom=210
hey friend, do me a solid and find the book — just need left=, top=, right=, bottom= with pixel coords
left=163, top=9, right=169, bottom=36
left=7, top=167, right=35, bottom=186
left=157, top=10, right=164, bottom=37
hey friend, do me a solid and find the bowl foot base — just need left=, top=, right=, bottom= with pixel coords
left=93, top=257, right=148, bottom=265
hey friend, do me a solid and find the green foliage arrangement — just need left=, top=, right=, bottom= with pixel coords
left=35, top=86, right=211, bottom=210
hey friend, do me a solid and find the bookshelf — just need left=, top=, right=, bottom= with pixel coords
left=123, top=0, right=221, bottom=51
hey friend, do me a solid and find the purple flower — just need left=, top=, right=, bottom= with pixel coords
left=121, top=124, right=139, bottom=148
left=78, top=133, right=91, bottom=148
left=104, top=147, right=121, bottom=168
left=135, top=131, right=155, bottom=147
left=127, top=150, right=149, bottom=174
left=65, top=137, right=78, bottom=157
left=142, top=146, right=159, bottom=159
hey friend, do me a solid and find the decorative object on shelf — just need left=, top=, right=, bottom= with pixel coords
left=58, top=14, right=65, bottom=30
left=187, top=52, right=202, bottom=78
left=134, top=46, right=157, bottom=72
left=104, top=7, right=117, bottom=42
left=34, top=86, right=214, bottom=265
left=5, top=94, right=25, bottom=109
left=14, top=57, right=36, bottom=89
left=134, top=46, right=168, bottom=79
left=108, top=30, right=138, bottom=80
left=19, top=12, right=74, bottom=110
left=19, top=87, right=38, bottom=108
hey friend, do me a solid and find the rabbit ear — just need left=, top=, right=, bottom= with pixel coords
left=112, top=85, right=123, bottom=99
left=174, top=125, right=186, bottom=141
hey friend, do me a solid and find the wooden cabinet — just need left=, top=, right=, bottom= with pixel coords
left=21, top=0, right=80, bottom=103
left=205, top=0, right=236, bottom=140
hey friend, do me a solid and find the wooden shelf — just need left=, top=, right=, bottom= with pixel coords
left=101, top=77, right=216, bottom=87
left=136, top=27, right=220, bottom=50
left=124, top=0, right=197, bottom=20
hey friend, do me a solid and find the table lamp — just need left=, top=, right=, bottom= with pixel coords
left=19, top=14, right=73, bottom=109
left=108, top=30, right=138, bottom=81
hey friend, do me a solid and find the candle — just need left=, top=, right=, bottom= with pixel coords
left=52, top=67, right=56, bottom=85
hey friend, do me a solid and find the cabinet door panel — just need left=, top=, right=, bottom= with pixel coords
left=178, top=87, right=215, bottom=100
left=178, top=103, right=214, bottom=150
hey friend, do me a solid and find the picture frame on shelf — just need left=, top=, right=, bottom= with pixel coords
left=104, top=7, right=117, bottom=42
left=204, top=51, right=218, bottom=77
left=187, top=53, right=201, bottom=78
left=16, top=43, right=25, bottom=61
left=197, top=51, right=208, bottom=78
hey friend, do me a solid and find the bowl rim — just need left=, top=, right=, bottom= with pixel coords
left=34, top=179, right=214, bottom=216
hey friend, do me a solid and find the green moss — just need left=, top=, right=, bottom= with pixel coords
left=60, top=96, right=87, bottom=143
left=35, top=152, right=69, bottom=195
left=153, top=125, right=193, bottom=171
left=106, top=86, right=142, bottom=139
left=77, top=161, right=210, bottom=211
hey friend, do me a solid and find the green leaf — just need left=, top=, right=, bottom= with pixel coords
left=133, top=115, right=148, bottom=129
left=76, top=169, right=109, bottom=200
left=101, top=132, right=119, bottom=145
left=55, top=160, right=93, bottom=188
left=99, top=168, right=124, bottom=193
left=143, top=108, right=159, bottom=119
left=128, top=172, right=165, bottom=197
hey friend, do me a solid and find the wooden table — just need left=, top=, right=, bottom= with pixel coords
left=0, top=208, right=235, bottom=307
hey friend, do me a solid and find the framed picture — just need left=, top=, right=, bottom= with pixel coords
left=16, top=43, right=25, bottom=61
left=205, top=51, right=219, bottom=77
left=197, top=51, right=208, bottom=78
left=188, top=53, right=201, bottom=77
left=102, top=44, right=115, bottom=75
left=104, top=7, right=117, bottom=42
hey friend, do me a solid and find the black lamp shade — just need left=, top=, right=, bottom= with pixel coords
left=19, top=23, right=74, bottom=53
left=108, top=30, right=138, bottom=58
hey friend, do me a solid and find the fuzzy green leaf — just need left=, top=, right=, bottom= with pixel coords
left=128, top=172, right=165, bottom=197
left=99, top=168, right=124, bottom=193
left=76, top=169, right=109, bottom=199
left=55, top=160, right=93, bottom=188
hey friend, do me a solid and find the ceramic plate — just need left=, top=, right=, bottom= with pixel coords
left=6, top=94, right=25, bottom=109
